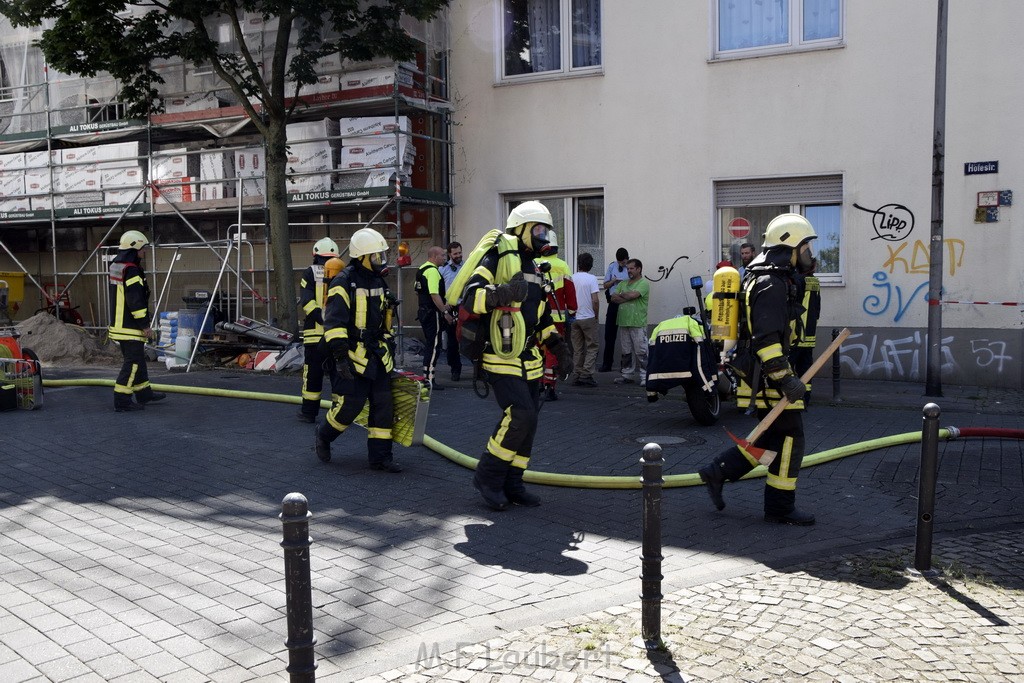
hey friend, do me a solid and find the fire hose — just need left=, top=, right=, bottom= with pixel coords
left=40, top=378, right=1024, bottom=489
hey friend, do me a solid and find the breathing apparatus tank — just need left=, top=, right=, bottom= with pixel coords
left=710, top=264, right=741, bottom=362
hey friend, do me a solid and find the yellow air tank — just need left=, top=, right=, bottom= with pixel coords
left=710, top=265, right=740, bottom=362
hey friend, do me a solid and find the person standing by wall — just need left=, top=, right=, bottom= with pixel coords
left=534, top=232, right=576, bottom=401
left=789, top=260, right=820, bottom=405
left=415, top=245, right=454, bottom=390
left=439, top=241, right=464, bottom=381
left=610, top=258, right=650, bottom=385
left=599, top=247, right=629, bottom=372
left=698, top=214, right=818, bottom=525
left=570, top=252, right=600, bottom=387
left=108, top=230, right=165, bottom=412
left=296, top=237, right=340, bottom=422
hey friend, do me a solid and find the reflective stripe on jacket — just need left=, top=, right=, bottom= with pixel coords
left=108, top=257, right=150, bottom=342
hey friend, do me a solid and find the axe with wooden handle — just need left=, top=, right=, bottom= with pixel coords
left=724, top=327, right=851, bottom=466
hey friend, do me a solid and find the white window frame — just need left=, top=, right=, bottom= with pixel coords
left=713, top=174, right=843, bottom=285
left=497, top=0, right=603, bottom=84
left=711, top=0, right=845, bottom=61
left=503, top=190, right=604, bottom=272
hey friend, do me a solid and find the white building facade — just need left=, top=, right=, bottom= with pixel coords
left=447, top=0, right=1023, bottom=389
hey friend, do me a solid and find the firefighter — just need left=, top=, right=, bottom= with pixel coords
left=789, top=260, right=821, bottom=405
left=415, top=245, right=454, bottom=390
left=463, top=201, right=572, bottom=510
left=108, top=230, right=165, bottom=412
left=296, top=237, right=340, bottom=422
left=313, top=228, right=403, bottom=473
left=698, top=214, right=818, bottom=525
left=534, top=232, right=576, bottom=401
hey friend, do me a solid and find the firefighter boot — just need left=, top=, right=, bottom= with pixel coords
left=114, top=394, right=144, bottom=412
left=473, top=452, right=510, bottom=511
left=314, top=422, right=332, bottom=463
left=698, top=449, right=753, bottom=511
left=764, top=488, right=815, bottom=526
left=504, top=466, right=541, bottom=507
left=297, top=399, right=319, bottom=423
left=137, top=388, right=166, bottom=405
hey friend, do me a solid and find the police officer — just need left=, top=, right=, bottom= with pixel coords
left=698, top=214, right=818, bottom=525
left=463, top=201, right=573, bottom=510
left=313, top=228, right=403, bottom=472
left=296, top=237, right=340, bottom=422
left=108, top=230, right=165, bottom=412
left=415, top=245, right=453, bottom=390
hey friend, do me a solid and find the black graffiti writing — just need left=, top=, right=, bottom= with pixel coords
left=647, top=255, right=689, bottom=282
left=853, top=202, right=915, bottom=241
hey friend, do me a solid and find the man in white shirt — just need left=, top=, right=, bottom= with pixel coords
left=570, top=252, right=601, bottom=386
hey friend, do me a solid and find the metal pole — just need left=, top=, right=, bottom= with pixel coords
left=280, top=493, right=316, bottom=681
left=925, top=0, right=948, bottom=397
left=640, top=443, right=663, bottom=647
left=914, top=403, right=941, bottom=575
left=831, top=328, right=842, bottom=402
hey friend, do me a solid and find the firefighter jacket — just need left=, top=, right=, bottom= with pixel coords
left=645, top=315, right=716, bottom=394
left=323, top=262, right=395, bottom=379
left=734, top=249, right=805, bottom=411
left=793, top=274, right=820, bottom=349
left=414, top=261, right=446, bottom=312
left=108, top=249, right=151, bottom=342
left=298, top=255, right=330, bottom=345
left=463, top=234, right=558, bottom=380
left=534, top=254, right=576, bottom=323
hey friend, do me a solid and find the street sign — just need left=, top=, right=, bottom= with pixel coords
left=728, top=217, right=751, bottom=239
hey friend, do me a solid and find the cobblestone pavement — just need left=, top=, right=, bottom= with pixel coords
left=0, top=362, right=1021, bottom=681
left=371, top=529, right=1024, bottom=682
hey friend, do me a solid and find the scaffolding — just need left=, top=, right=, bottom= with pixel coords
left=0, top=10, right=453, bottom=355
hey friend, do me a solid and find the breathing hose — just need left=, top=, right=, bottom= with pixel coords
left=42, top=378, right=1024, bottom=490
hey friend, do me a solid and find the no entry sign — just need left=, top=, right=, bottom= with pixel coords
left=728, top=217, right=751, bottom=239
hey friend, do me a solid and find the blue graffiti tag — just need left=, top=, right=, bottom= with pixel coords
left=862, top=271, right=930, bottom=322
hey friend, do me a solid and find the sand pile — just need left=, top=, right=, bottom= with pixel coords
left=14, top=312, right=121, bottom=366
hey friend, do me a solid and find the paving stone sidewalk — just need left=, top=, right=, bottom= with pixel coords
left=369, top=528, right=1024, bottom=682
left=0, top=363, right=1020, bottom=681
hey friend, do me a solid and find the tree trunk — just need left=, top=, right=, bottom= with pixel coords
left=265, top=116, right=296, bottom=335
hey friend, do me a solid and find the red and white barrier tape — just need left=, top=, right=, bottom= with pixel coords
left=939, top=300, right=1021, bottom=306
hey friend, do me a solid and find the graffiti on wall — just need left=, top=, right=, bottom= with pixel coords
left=862, top=272, right=929, bottom=322
left=854, top=202, right=915, bottom=242
left=840, top=331, right=1014, bottom=381
left=881, top=239, right=965, bottom=276
left=646, top=255, right=689, bottom=283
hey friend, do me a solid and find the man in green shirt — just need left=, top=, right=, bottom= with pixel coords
left=610, top=258, right=650, bottom=385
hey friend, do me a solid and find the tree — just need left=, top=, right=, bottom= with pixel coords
left=0, top=0, right=449, bottom=333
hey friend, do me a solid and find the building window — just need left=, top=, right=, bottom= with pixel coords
left=714, top=175, right=842, bottom=282
left=504, top=192, right=604, bottom=271
left=714, top=0, right=843, bottom=59
left=502, top=0, right=602, bottom=80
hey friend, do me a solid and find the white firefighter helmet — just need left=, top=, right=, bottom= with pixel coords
left=348, top=228, right=389, bottom=258
left=506, top=200, right=553, bottom=230
left=119, top=230, right=149, bottom=250
left=762, top=213, right=817, bottom=249
left=313, top=237, right=339, bottom=257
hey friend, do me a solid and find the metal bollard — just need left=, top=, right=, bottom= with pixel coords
left=831, top=328, right=843, bottom=402
left=913, top=404, right=941, bottom=576
left=280, top=493, right=317, bottom=681
left=640, top=443, right=664, bottom=647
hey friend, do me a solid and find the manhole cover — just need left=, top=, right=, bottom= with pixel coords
left=637, top=435, right=689, bottom=445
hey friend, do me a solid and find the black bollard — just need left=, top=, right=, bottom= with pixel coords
left=640, top=443, right=664, bottom=646
left=913, top=404, right=941, bottom=576
left=831, top=328, right=843, bottom=402
left=280, top=493, right=317, bottom=681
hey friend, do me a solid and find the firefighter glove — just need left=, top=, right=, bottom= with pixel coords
left=330, top=343, right=354, bottom=380
left=762, top=356, right=804, bottom=403
left=548, top=336, right=574, bottom=380
left=485, top=272, right=529, bottom=309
